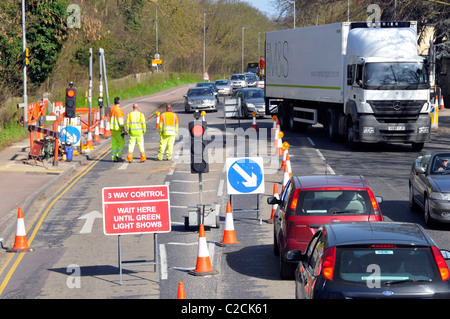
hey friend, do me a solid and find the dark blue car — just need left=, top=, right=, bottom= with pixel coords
left=290, top=222, right=450, bottom=299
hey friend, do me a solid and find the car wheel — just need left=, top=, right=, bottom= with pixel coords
left=273, top=229, right=280, bottom=256
left=279, top=253, right=295, bottom=280
left=409, top=184, right=419, bottom=211
left=424, top=197, right=434, bottom=227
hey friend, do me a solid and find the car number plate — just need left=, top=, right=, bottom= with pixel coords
left=388, top=126, right=405, bottom=131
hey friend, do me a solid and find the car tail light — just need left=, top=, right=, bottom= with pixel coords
left=368, top=189, right=381, bottom=216
left=431, top=246, right=450, bottom=281
left=289, top=189, right=300, bottom=212
left=322, top=247, right=336, bottom=281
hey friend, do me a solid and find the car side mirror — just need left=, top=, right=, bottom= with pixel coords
left=376, top=196, right=383, bottom=204
left=441, top=249, right=450, bottom=260
left=414, top=165, right=426, bottom=174
left=267, top=196, right=281, bottom=205
left=286, top=250, right=304, bottom=262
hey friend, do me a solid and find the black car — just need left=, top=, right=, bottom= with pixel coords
left=289, top=222, right=450, bottom=299
left=409, top=152, right=450, bottom=225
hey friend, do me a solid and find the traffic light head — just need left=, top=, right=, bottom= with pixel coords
left=65, top=87, right=77, bottom=118
left=189, top=120, right=208, bottom=174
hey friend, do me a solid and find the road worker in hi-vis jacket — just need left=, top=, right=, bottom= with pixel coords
left=126, top=103, right=147, bottom=163
left=157, top=103, right=178, bottom=161
left=109, top=97, right=128, bottom=162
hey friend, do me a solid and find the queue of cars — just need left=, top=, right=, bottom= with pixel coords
left=267, top=172, right=450, bottom=298
left=184, top=73, right=265, bottom=116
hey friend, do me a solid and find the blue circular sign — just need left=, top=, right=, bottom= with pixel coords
left=59, top=126, right=81, bottom=145
left=228, top=158, right=264, bottom=194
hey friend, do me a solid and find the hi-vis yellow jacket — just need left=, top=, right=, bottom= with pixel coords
left=159, top=111, right=178, bottom=136
left=110, top=104, right=125, bottom=131
left=126, top=111, right=146, bottom=136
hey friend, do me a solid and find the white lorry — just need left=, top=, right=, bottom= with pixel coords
left=264, top=21, right=431, bottom=150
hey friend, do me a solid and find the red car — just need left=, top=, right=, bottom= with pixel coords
left=267, top=175, right=383, bottom=279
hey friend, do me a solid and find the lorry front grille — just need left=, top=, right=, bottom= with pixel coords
left=367, top=100, right=426, bottom=123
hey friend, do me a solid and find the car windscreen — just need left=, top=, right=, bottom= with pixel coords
left=335, top=246, right=440, bottom=284
left=231, top=75, right=245, bottom=80
left=188, top=89, right=212, bottom=96
left=215, top=80, right=229, bottom=85
left=296, top=190, right=373, bottom=216
left=243, top=90, right=264, bottom=99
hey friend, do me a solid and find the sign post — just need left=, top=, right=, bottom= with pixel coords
left=226, top=157, right=265, bottom=224
left=102, top=185, right=171, bottom=284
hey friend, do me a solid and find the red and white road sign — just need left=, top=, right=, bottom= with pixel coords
left=102, top=185, right=171, bottom=235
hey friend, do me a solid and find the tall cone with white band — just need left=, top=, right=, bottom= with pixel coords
left=7, top=207, right=33, bottom=253
left=217, top=202, right=238, bottom=246
left=189, top=224, right=218, bottom=276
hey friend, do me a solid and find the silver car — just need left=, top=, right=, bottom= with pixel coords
left=230, top=73, right=247, bottom=91
left=235, top=88, right=265, bottom=117
left=214, top=79, right=232, bottom=96
left=184, top=87, right=217, bottom=112
left=244, top=73, right=258, bottom=87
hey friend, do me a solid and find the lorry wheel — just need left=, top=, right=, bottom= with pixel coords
left=327, top=111, right=338, bottom=142
left=346, top=118, right=359, bottom=149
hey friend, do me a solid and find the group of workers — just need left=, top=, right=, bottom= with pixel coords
left=109, top=97, right=178, bottom=163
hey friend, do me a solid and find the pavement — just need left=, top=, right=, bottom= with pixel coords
left=0, top=98, right=448, bottom=249
left=0, top=84, right=195, bottom=249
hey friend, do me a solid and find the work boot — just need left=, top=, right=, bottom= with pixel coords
left=115, top=157, right=124, bottom=162
left=140, top=156, right=146, bottom=162
left=127, top=156, right=133, bottom=163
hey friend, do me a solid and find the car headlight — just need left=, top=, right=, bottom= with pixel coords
left=429, top=192, right=450, bottom=201
left=246, top=103, right=256, bottom=110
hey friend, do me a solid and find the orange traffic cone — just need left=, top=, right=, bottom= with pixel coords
left=7, top=207, right=33, bottom=253
left=86, top=128, right=93, bottom=149
left=189, top=224, right=218, bottom=276
left=104, top=115, right=111, bottom=137
left=273, top=121, right=280, bottom=146
left=281, top=148, right=287, bottom=170
left=99, top=113, right=105, bottom=135
left=177, top=282, right=186, bottom=299
left=440, top=95, right=445, bottom=109
left=286, top=153, right=293, bottom=179
left=268, top=183, right=279, bottom=223
left=276, top=131, right=284, bottom=155
left=272, top=116, right=278, bottom=136
left=282, top=162, right=290, bottom=192
left=155, top=111, right=160, bottom=129
left=93, top=119, right=100, bottom=143
left=217, top=202, right=238, bottom=246
left=251, top=112, right=258, bottom=130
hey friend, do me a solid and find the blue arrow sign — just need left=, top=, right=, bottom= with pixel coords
left=226, top=157, right=265, bottom=195
left=59, top=126, right=81, bottom=146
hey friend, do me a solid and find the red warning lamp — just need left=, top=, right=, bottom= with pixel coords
left=65, top=85, right=77, bottom=118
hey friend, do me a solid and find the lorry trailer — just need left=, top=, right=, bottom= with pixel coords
left=264, top=21, right=431, bottom=150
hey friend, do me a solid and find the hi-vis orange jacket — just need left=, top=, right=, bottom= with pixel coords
left=110, top=104, right=124, bottom=131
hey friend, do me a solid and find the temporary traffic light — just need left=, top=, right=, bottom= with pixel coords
left=189, top=117, right=208, bottom=174
left=65, top=85, right=77, bottom=118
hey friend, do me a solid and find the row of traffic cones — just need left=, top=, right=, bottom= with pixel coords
left=435, top=94, right=446, bottom=110
left=86, top=111, right=111, bottom=149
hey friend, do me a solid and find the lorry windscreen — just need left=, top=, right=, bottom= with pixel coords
left=364, top=62, right=428, bottom=90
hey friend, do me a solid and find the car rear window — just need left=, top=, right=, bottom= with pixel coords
left=335, top=246, right=440, bottom=284
left=296, top=190, right=373, bottom=216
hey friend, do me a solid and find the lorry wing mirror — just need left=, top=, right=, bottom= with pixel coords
left=347, top=65, right=353, bottom=85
